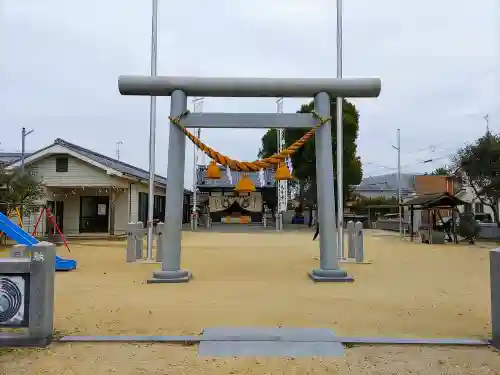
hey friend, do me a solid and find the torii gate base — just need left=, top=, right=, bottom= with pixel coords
left=118, top=75, right=382, bottom=283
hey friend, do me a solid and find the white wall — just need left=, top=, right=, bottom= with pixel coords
left=114, top=190, right=129, bottom=234
left=31, top=155, right=130, bottom=188
left=457, top=185, right=498, bottom=217
left=8, top=153, right=169, bottom=235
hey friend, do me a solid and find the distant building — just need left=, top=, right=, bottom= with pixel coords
left=412, top=174, right=464, bottom=220
left=0, top=152, right=32, bottom=167
left=2, top=138, right=192, bottom=236
left=353, top=173, right=416, bottom=200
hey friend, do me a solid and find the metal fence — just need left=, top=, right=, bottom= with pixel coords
left=373, top=218, right=500, bottom=241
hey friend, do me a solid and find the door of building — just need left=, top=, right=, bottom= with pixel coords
left=79, top=196, right=109, bottom=233
left=46, top=200, right=64, bottom=234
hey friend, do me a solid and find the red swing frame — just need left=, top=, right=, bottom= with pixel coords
left=32, top=206, right=71, bottom=252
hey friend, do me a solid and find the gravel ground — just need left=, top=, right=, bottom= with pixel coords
left=0, top=230, right=497, bottom=374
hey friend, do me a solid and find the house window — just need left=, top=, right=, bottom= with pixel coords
left=55, top=157, right=69, bottom=172
left=138, top=192, right=148, bottom=226
left=138, top=192, right=166, bottom=226
left=474, top=202, right=484, bottom=213
left=464, top=203, right=473, bottom=213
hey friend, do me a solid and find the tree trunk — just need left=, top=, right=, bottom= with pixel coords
left=491, top=204, right=500, bottom=227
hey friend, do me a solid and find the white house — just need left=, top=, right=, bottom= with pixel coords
left=455, top=185, right=496, bottom=219
left=3, top=138, right=192, bottom=237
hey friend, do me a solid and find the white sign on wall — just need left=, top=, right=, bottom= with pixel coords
left=97, top=204, right=107, bottom=216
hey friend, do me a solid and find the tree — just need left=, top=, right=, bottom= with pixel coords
left=0, top=166, right=44, bottom=214
left=350, top=196, right=397, bottom=210
left=258, top=98, right=363, bottom=224
left=452, top=131, right=500, bottom=225
left=429, top=167, right=449, bottom=176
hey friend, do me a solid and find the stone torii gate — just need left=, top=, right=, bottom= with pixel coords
left=118, top=75, right=381, bottom=283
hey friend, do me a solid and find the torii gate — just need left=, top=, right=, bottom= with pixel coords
left=118, top=75, right=381, bottom=283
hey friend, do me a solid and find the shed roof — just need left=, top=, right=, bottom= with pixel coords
left=401, top=192, right=466, bottom=208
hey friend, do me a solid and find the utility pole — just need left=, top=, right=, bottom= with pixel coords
left=21, top=127, right=34, bottom=173
left=191, top=97, right=204, bottom=231
left=391, top=129, right=402, bottom=238
left=116, top=141, right=123, bottom=160
left=484, top=113, right=490, bottom=133
left=146, top=0, right=159, bottom=260
left=336, top=0, right=344, bottom=258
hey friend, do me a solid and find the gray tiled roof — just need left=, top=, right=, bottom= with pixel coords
left=3, top=139, right=192, bottom=194
left=356, top=173, right=416, bottom=191
left=196, top=165, right=276, bottom=188
left=0, top=152, right=32, bottom=166
left=53, top=139, right=170, bottom=187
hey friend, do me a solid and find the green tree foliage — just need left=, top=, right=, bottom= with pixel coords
left=452, top=131, right=500, bottom=225
left=429, top=167, right=449, bottom=176
left=258, top=98, right=363, bottom=208
left=0, top=166, right=44, bottom=214
left=350, top=196, right=397, bottom=210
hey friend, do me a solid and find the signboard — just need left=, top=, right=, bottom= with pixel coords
left=97, top=204, right=107, bottom=216
left=0, top=274, right=30, bottom=327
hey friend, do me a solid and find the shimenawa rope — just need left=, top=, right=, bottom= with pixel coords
left=168, top=111, right=331, bottom=172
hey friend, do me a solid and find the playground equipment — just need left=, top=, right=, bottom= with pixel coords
left=0, top=212, right=77, bottom=271
left=31, top=206, right=70, bottom=248
left=119, top=75, right=381, bottom=283
left=0, top=206, right=24, bottom=230
left=0, top=242, right=56, bottom=347
left=0, top=206, right=24, bottom=241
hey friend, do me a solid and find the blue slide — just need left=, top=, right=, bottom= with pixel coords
left=0, top=212, right=77, bottom=271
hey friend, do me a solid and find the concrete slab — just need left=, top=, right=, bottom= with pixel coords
left=198, top=327, right=345, bottom=357
left=198, top=340, right=345, bottom=357
left=201, top=327, right=337, bottom=341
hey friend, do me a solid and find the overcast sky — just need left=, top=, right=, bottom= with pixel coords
left=1, top=0, right=498, bottom=187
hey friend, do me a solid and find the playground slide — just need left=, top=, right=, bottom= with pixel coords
left=0, top=212, right=77, bottom=271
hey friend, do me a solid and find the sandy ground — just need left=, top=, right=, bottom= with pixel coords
left=2, top=344, right=500, bottom=375
left=1, top=229, right=498, bottom=374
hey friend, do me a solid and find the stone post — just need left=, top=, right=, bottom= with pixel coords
left=347, top=220, right=355, bottom=259
left=354, top=221, right=364, bottom=263
left=135, top=222, right=144, bottom=259
left=28, top=242, right=56, bottom=344
left=126, top=222, right=143, bottom=262
left=155, top=222, right=164, bottom=262
left=491, top=248, right=500, bottom=349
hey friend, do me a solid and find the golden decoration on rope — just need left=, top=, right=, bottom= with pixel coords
left=274, top=162, right=293, bottom=181
left=235, top=174, right=256, bottom=193
left=169, top=110, right=331, bottom=173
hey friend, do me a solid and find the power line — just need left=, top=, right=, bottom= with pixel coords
left=374, top=65, right=500, bottom=163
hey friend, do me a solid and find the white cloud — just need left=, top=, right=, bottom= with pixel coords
left=1, top=0, right=499, bottom=182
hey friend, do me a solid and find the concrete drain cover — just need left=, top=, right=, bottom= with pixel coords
left=198, top=327, right=345, bottom=357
